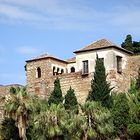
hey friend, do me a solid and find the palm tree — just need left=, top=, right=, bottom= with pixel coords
left=34, top=103, right=66, bottom=140
left=61, top=111, right=86, bottom=140
left=81, top=101, right=114, bottom=140
left=2, top=86, right=36, bottom=140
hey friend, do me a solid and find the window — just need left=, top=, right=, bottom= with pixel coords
left=53, top=66, right=56, bottom=75
left=82, top=60, right=89, bottom=74
left=37, top=67, right=41, bottom=78
left=70, top=67, right=75, bottom=73
left=116, top=56, right=122, bottom=73
left=57, top=68, right=59, bottom=75
left=61, top=69, right=64, bottom=74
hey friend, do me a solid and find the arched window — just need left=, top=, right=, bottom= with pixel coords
left=70, top=67, right=75, bottom=73
left=53, top=66, right=56, bottom=75
left=37, top=67, right=41, bottom=78
left=61, top=69, right=64, bottom=74
left=56, top=68, right=59, bottom=75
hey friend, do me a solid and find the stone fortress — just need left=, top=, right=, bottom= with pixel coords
left=25, top=39, right=140, bottom=103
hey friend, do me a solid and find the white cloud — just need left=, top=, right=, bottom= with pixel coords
left=0, top=0, right=140, bottom=32
left=0, top=3, right=48, bottom=23
left=16, top=46, right=38, bottom=55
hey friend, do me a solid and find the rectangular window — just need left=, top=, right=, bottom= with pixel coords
left=82, top=60, right=89, bottom=74
left=116, top=56, right=122, bottom=73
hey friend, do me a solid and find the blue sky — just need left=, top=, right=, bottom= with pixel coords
left=0, top=0, right=140, bottom=85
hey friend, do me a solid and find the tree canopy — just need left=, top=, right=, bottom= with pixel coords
left=87, top=55, right=113, bottom=108
left=121, top=34, right=140, bottom=54
left=64, top=86, right=78, bottom=112
left=48, top=77, right=63, bottom=105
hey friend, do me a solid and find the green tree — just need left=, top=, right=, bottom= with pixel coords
left=81, top=101, right=114, bottom=140
left=127, top=77, right=140, bottom=140
left=112, top=93, right=130, bottom=139
left=132, top=41, right=140, bottom=54
left=62, top=112, right=87, bottom=140
left=127, top=93, right=140, bottom=139
left=33, top=104, right=66, bottom=140
left=48, top=77, right=63, bottom=105
left=121, top=34, right=133, bottom=52
left=0, top=117, right=21, bottom=140
left=121, top=34, right=140, bottom=54
left=128, top=79, right=137, bottom=94
left=2, top=86, right=36, bottom=140
left=136, top=67, right=140, bottom=90
left=87, top=55, right=113, bottom=108
left=64, top=87, right=78, bottom=112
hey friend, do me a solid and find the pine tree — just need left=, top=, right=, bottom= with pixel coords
left=87, top=55, right=113, bottom=108
left=48, top=77, right=63, bottom=105
left=64, top=86, right=78, bottom=112
left=121, top=34, right=133, bottom=52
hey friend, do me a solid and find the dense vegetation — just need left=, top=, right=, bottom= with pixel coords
left=0, top=52, right=140, bottom=140
left=121, top=34, right=140, bottom=54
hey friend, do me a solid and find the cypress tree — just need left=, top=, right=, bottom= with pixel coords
left=64, top=86, right=78, bottom=112
left=121, top=34, right=133, bottom=52
left=87, top=55, right=113, bottom=108
left=48, top=77, right=63, bottom=105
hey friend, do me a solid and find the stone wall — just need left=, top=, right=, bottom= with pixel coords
left=28, top=72, right=92, bottom=104
left=26, top=59, right=52, bottom=94
left=128, top=55, right=140, bottom=79
left=26, top=58, right=68, bottom=94
left=26, top=55, right=140, bottom=103
left=107, top=55, right=140, bottom=92
left=48, top=72, right=92, bottom=103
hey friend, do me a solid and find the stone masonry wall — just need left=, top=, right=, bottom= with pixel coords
left=107, top=55, right=140, bottom=92
left=26, top=55, right=140, bottom=104
left=28, top=72, right=92, bottom=104
left=26, top=58, right=67, bottom=97
left=48, top=72, right=92, bottom=103
left=26, top=59, right=52, bottom=94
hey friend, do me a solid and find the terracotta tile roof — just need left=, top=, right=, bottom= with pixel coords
left=34, top=53, right=54, bottom=59
left=26, top=53, right=68, bottom=63
left=74, top=39, right=133, bottom=54
left=66, top=57, right=76, bottom=63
